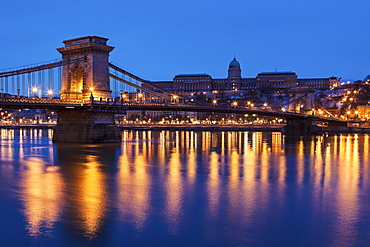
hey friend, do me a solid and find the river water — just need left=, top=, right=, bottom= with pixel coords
left=0, top=129, right=369, bottom=246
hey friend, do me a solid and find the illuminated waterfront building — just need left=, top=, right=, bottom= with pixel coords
left=149, top=58, right=340, bottom=96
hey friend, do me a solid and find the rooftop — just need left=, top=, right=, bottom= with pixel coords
left=174, top=73, right=211, bottom=78
left=258, top=71, right=296, bottom=76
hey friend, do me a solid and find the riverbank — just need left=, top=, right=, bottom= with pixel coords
left=117, top=124, right=285, bottom=132
left=118, top=124, right=370, bottom=134
left=2, top=123, right=370, bottom=134
left=321, top=126, right=370, bottom=134
left=0, top=124, right=55, bottom=129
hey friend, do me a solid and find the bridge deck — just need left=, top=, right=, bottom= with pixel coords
left=0, top=97, right=348, bottom=123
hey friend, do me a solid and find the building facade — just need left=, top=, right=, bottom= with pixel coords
left=149, top=58, right=340, bottom=96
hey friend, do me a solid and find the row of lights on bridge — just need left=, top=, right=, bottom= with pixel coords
left=27, top=88, right=279, bottom=112
left=31, top=87, right=54, bottom=98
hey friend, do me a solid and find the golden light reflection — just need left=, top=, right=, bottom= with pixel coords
left=296, top=138, right=305, bottom=185
left=21, top=157, right=64, bottom=237
left=305, top=134, right=364, bottom=246
left=259, top=136, right=270, bottom=184
left=271, top=132, right=282, bottom=153
left=333, top=134, right=361, bottom=246
left=227, top=148, right=242, bottom=218
left=166, top=147, right=183, bottom=234
left=115, top=130, right=369, bottom=245
left=241, top=131, right=257, bottom=217
left=313, top=137, right=324, bottom=189
left=117, top=141, right=150, bottom=231
left=187, top=134, right=197, bottom=183
left=76, top=155, right=107, bottom=239
left=207, top=152, right=220, bottom=217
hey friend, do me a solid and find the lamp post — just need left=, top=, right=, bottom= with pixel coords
left=32, top=87, right=37, bottom=98
left=138, top=92, right=143, bottom=103
left=172, top=95, right=178, bottom=104
left=48, top=90, right=53, bottom=99
left=89, top=87, right=94, bottom=103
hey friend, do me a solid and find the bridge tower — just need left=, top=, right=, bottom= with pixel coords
left=57, top=36, right=114, bottom=100
left=53, top=36, right=121, bottom=143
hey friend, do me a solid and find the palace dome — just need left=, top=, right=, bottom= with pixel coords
left=229, top=58, right=240, bottom=69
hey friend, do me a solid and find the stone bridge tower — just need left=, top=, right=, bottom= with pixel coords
left=53, top=36, right=121, bottom=143
left=57, top=36, right=114, bottom=100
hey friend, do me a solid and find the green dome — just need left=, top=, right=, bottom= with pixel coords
left=229, top=58, right=240, bottom=69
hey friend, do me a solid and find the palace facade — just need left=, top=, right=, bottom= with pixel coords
left=149, top=58, right=340, bottom=97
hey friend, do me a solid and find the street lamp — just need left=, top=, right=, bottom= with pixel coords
left=138, top=92, right=143, bottom=102
left=346, top=110, right=351, bottom=120
left=89, top=87, right=94, bottom=103
left=212, top=99, right=217, bottom=105
left=233, top=101, right=238, bottom=107
left=172, top=95, right=178, bottom=104
left=47, top=90, right=53, bottom=99
left=32, top=87, right=38, bottom=98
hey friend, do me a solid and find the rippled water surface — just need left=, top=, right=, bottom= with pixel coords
left=0, top=129, right=370, bottom=246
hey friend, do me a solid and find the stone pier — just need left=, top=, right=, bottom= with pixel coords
left=282, top=119, right=323, bottom=135
left=52, top=109, right=121, bottom=142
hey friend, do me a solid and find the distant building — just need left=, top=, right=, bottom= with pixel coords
left=148, top=58, right=340, bottom=96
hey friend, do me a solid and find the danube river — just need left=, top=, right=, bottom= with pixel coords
left=0, top=129, right=369, bottom=246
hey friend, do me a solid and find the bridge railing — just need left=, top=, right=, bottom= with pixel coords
left=0, top=97, right=82, bottom=105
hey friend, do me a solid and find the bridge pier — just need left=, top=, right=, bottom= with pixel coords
left=282, top=119, right=323, bottom=135
left=52, top=109, right=121, bottom=143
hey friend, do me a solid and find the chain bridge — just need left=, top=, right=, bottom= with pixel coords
left=0, top=36, right=348, bottom=142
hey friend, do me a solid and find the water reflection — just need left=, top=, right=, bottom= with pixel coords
left=55, top=143, right=120, bottom=240
left=117, top=137, right=150, bottom=231
left=21, top=157, right=64, bottom=237
left=1, top=130, right=370, bottom=246
left=117, top=131, right=370, bottom=246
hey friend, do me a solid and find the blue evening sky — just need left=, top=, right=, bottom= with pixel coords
left=1, top=0, right=369, bottom=81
